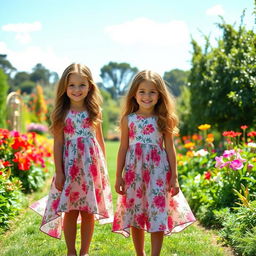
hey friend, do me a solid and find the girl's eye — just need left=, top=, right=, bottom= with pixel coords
left=80, top=84, right=86, bottom=87
left=68, top=84, right=74, bottom=87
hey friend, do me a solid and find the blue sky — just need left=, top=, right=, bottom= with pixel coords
left=0, top=0, right=255, bottom=82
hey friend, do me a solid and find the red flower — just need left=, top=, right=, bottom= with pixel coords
left=248, top=131, right=256, bottom=137
left=153, top=195, right=166, bottom=209
left=142, top=124, right=155, bottom=135
left=142, top=169, right=150, bottom=184
left=64, top=118, right=75, bottom=134
left=96, top=188, right=101, bottom=203
left=136, top=187, right=143, bottom=198
left=69, top=161, right=79, bottom=180
left=150, top=148, right=160, bottom=165
left=204, top=171, right=211, bottom=180
left=51, top=198, right=60, bottom=211
left=124, top=169, right=135, bottom=185
left=241, top=125, right=248, bottom=130
left=13, top=151, right=31, bottom=170
left=129, top=122, right=136, bottom=140
left=168, top=216, right=173, bottom=229
left=135, top=143, right=142, bottom=159
left=70, top=191, right=80, bottom=202
left=77, top=137, right=85, bottom=153
left=82, top=117, right=91, bottom=128
left=90, top=164, right=98, bottom=180
left=156, top=179, right=164, bottom=187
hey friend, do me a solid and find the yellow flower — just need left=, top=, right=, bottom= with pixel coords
left=198, top=124, right=211, bottom=130
left=184, top=142, right=195, bottom=149
left=206, top=137, right=214, bottom=143
left=186, top=151, right=195, bottom=157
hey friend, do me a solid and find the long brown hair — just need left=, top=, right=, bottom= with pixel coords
left=49, top=63, right=102, bottom=134
left=121, top=70, right=179, bottom=135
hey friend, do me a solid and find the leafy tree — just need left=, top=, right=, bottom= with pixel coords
left=0, top=69, right=9, bottom=128
left=0, top=54, right=16, bottom=75
left=188, top=16, right=256, bottom=131
left=13, top=71, right=30, bottom=87
left=163, top=69, right=189, bottom=97
left=30, top=63, right=51, bottom=85
left=100, top=62, right=138, bottom=99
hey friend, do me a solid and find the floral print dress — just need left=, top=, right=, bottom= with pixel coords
left=30, top=110, right=113, bottom=239
left=112, top=113, right=196, bottom=237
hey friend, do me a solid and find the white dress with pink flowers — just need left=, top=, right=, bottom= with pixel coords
left=112, top=113, right=196, bottom=237
left=30, top=110, right=113, bottom=239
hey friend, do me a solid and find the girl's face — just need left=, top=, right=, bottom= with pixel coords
left=66, top=73, right=90, bottom=105
left=135, top=80, right=159, bottom=112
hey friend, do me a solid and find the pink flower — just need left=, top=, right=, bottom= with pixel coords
left=135, top=143, right=142, bottom=159
left=136, top=187, right=143, bottom=198
left=127, top=198, right=135, bottom=208
left=169, top=199, right=179, bottom=210
left=223, top=149, right=236, bottom=158
left=64, top=118, right=75, bottom=134
left=124, top=170, right=135, bottom=186
left=230, top=159, right=244, bottom=170
left=142, top=169, right=150, bottom=184
left=168, top=216, right=173, bottom=229
left=153, top=195, right=166, bottom=210
left=77, top=137, right=85, bottom=153
left=159, top=224, right=166, bottom=230
left=64, top=185, right=71, bottom=196
left=70, top=191, right=80, bottom=202
left=156, top=179, right=164, bottom=187
left=51, top=198, right=60, bottom=211
left=129, top=122, right=136, bottom=140
left=112, top=216, right=121, bottom=231
left=89, top=147, right=95, bottom=156
left=215, top=156, right=224, bottom=168
left=48, top=228, right=59, bottom=238
left=90, top=164, right=98, bottom=180
left=142, top=124, right=155, bottom=135
left=136, top=213, right=149, bottom=228
left=82, top=117, right=91, bottom=128
left=65, top=140, right=71, bottom=157
left=96, top=188, right=101, bottom=203
left=247, top=163, right=254, bottom=170
left=82, top=183, right=87, bottom=193
left=150, top=148, right=160, bottom=165
left=69, top=161, right=79, bottom=180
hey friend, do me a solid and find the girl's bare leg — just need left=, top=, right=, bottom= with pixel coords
left=79, top=211, right=95, bottom=255
left=131, top=226, right=146, bottom=256
left=151, top=231, right=164, bottom=256
left=63, top=210, right=79, bottom=256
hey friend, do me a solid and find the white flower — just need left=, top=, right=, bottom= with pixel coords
left=248, top=142, right=256, bottom=148
left=195, top=149, right=209, bottom=157
left=194, top=174, right=201, bottom=183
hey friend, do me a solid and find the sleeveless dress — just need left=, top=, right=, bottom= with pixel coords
left=30, top=110, right=113, bottom=239
left=112, top=113, right=196, bottom=237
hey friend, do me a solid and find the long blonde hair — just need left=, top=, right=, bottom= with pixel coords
left=121, top=70, right=179, bottom=135
left=50, top=63, right=102, bottom=134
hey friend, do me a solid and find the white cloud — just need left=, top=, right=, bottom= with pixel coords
left=206, top=4, right=225, bottom=16
left=2, top=21, right=42, bottom=44
left=0, top=41, right=70, bottom=75
left=105, top=18, right=189, bottom=47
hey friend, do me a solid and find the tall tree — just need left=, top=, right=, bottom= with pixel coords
left=0, top=54, right=16, bottom=75
left=188, top=16, right=256, bottom=131
left=13, top=71, right=30, bottom=87
left=100, top=62, right=138, bottom=99
left=30, top=63, right=51, bottom=85
left=163, top=69, right=189, bottom=97
left=0, top=69, right=9, bottom=128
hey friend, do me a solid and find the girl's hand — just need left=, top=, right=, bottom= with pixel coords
left=55, top=172, right=65, bottom=191
left=168, top=179, right=180, bottom=196
left=115, top=176, right=125, bottom=195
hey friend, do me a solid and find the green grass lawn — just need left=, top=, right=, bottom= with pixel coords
left=0, top=141, right=233, bottom=256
